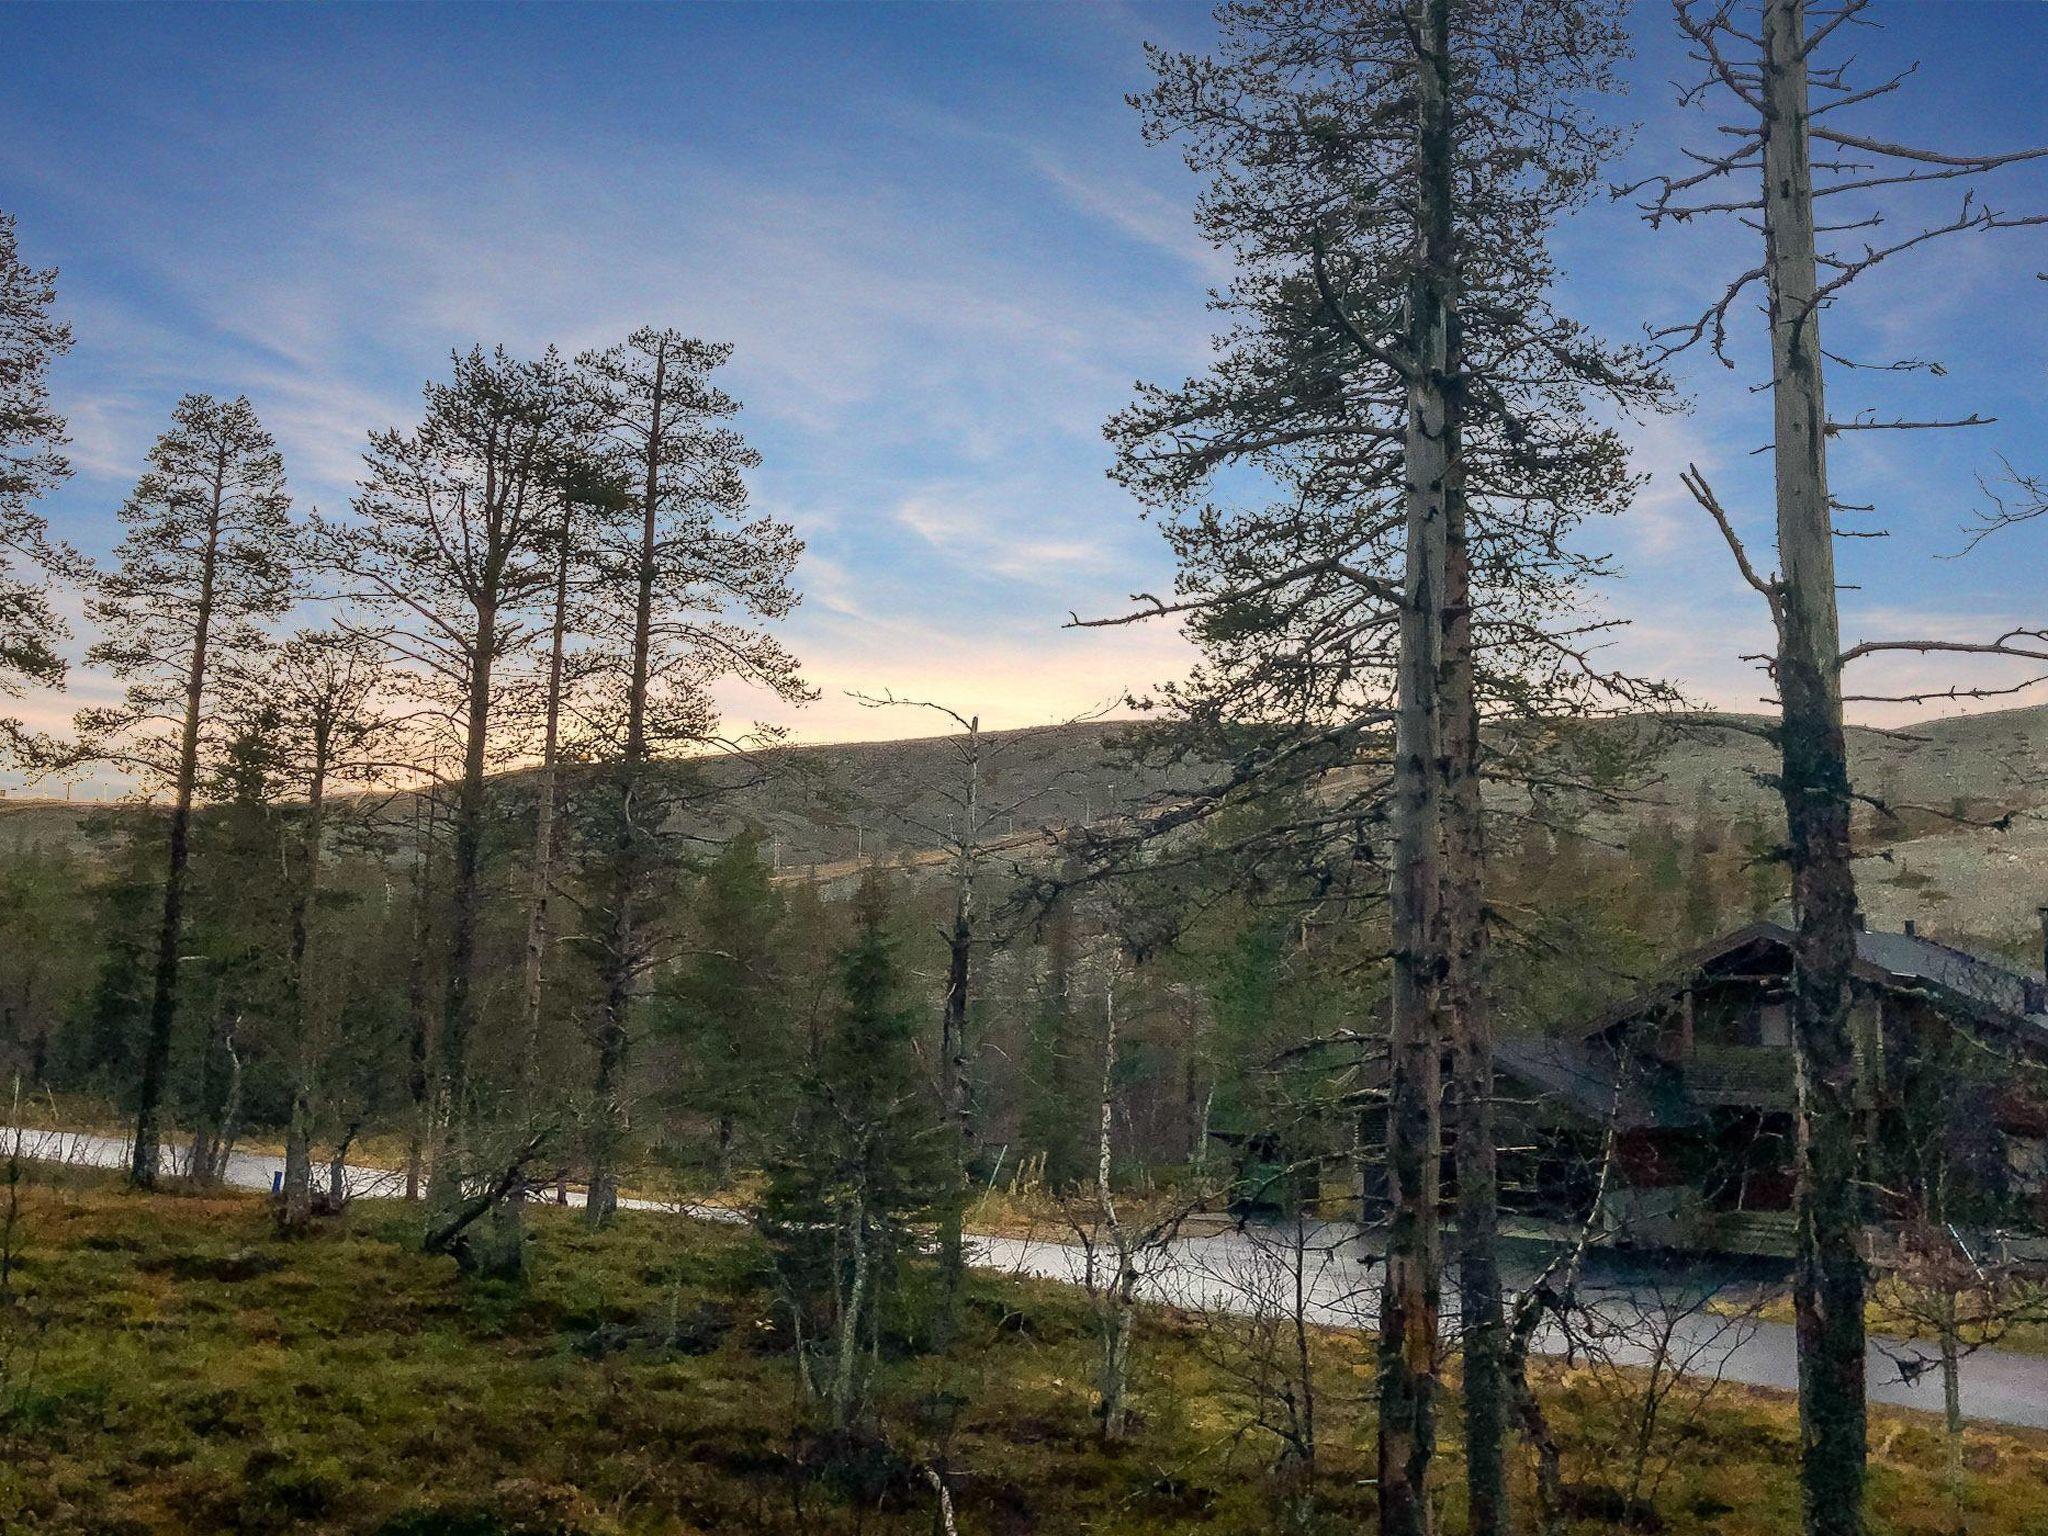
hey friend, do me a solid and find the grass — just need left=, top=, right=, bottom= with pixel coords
left=1, top=1170, right=2046, bottom=1534
left=1726, top=1277, right=2048, bottom=1360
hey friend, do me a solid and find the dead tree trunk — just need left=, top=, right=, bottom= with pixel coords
left=493, top=511, right=574, bottom=1261
left=403, top=846, right=432, bottom=1204
left=328, top=1120, right=358, bottom=1206
left=1377, top=1, right=1454, bottom=1528
left=281, top=725, right=332, bottom=1233
left=1094, top=962, right=1137, bottom=1443
left=1760, top=4, right=1868, bottom=1528
left=521, top=523, right=572, bottom=1100
left=935, top=713, right=980, bottom=1342
left=1444, top=473, right=1505, bottom=1536
left=190, top=1003, right=245, bottom=1186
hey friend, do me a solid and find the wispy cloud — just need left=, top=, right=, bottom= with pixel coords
left=7, top=0, right=2048, bottom=775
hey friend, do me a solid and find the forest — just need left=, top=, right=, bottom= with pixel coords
left=3, top=1, right=2048, bottom=1533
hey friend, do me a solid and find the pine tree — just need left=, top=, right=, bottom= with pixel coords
left=321, top=346, right=582, bottom=1228
left=0, top=209, right=74, bottom=756
left=570, top=327, right=807, bottom=1223
left=658, top=829, right=793, bottom=1183
left=180, top=708, right=292, bottom=1184
left=1112, top=5, right=1665, bottom=1524
left=79, top=394, right=297, bottom=1188
left=247, top=629, right=392, bottom=1230
left=760, top=870, right=947, bottom=1433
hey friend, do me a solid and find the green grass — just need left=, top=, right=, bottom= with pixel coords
left=1, top=1171, right=2045, bottom=1534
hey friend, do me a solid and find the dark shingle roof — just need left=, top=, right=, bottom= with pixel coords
left=1494, top=1034, right=1699, bottom=1130
left=1497, top=920, right=2048, bottom=1127
left=1852, top=927, right=2048, bottom=1038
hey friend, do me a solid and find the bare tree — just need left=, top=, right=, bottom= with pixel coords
left=77, top=394, right=297, bottom=1189
left=1183, top=1211, right=1377, bottom=1520
left=849, top=691, right=1103, bottom=1335
left=849, top=692, right=989, bottom=1327
left=1874, top=1218, right=2047, bottom=1536
left=1871, top=1003, right=2048, bottom=1536
left=1566, top=1273, right=1769, bottom=1526
left=1056, top=948, right=1210, bottom=1442
left=1629, top=7, right=2046, bottom=1527
left=397, top=768, right=449, bottom=1204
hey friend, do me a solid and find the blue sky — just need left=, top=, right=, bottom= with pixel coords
left=4, top=1, right=2047, bottom=793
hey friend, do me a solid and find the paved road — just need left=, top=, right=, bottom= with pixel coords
left=11, top=1125, right=2048, bottom=1431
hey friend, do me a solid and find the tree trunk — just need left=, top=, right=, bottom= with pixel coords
left=1445, top=479, right=1505, bottom=1536
left=935, top=718, right=979, bottom=1342
left=1095, top=963, right=1136, bottom=1444
left=1033, top=844, right=1080, bottom=1186
left=1103, top=1268, right=1136, bottom=1442
left=132, top=458, right=224, bottom=1190
left=282, top=1077, right=314, bottom=1228
left=1760, top=6, right=1868, bottom=1531
left=496, top=518, right=573, bottom=1265
left=1378, top=2, right=1454, bottom=1529
left=587, top=344, right=666, bottom=1226
left=404, top=806, right=434, bottom=1203
left=521, top=523, right=572, bottom=1098
left=586, top=993, right=628, bottom=1223
left=1940, top=1292, right=1964, bottom=1535
left=189, top=1008, right=242, bottom=1186
left=329, top=1121, right=357, bottom=1205
left=833, top=1195, right=870, bottom=1433
left=187, top=1008, right=226, bottom=1187
left=212, top=1026, right=242, bottom=1180
left=427, top=595, right=498, bottom=1221
left=281, top=739, right=330, bottom=1233
left=1291, top=1209, right=1318, bottom=1472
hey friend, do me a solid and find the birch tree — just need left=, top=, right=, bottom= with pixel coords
left=252, top=629, right=393, bottom=1232
left=0, top=210, right=74, bottom=756
left=1628, top=7, right=2045, bottom=1528
left=79, top=394, right=297, bottom=1189
left=569, top=328, right=806, bottom=1223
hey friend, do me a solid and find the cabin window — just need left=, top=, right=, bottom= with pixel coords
left=1747, top=1001, right=1791, bottom=1048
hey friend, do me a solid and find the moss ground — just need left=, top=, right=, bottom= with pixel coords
left=0, top=1171, right=2044, bottom=1534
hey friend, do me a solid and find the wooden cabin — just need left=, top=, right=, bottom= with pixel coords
left=1495, top=920, right=2048, bottom=1255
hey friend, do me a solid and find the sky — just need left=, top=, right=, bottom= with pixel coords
left=3, top=0, right=2047, bottom=796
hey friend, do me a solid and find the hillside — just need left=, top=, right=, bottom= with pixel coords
left=1598, top=709, right=2048, bottom=945
left=5, top=704, right=2045, bottom=943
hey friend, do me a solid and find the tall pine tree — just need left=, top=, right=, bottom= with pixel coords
left=80, top=394, right=296, bottom=1188
left=0, top=209, right=73, bottom=758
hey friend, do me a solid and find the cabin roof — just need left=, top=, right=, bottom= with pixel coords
left=1493, top=1034, right=1698, bottom=1130
left=1584, top=919, right=2048, bottom=1047
left=1851, top=925, right=2048, bottom=1031
left=1497, top=919, right=2048, bottom=1129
